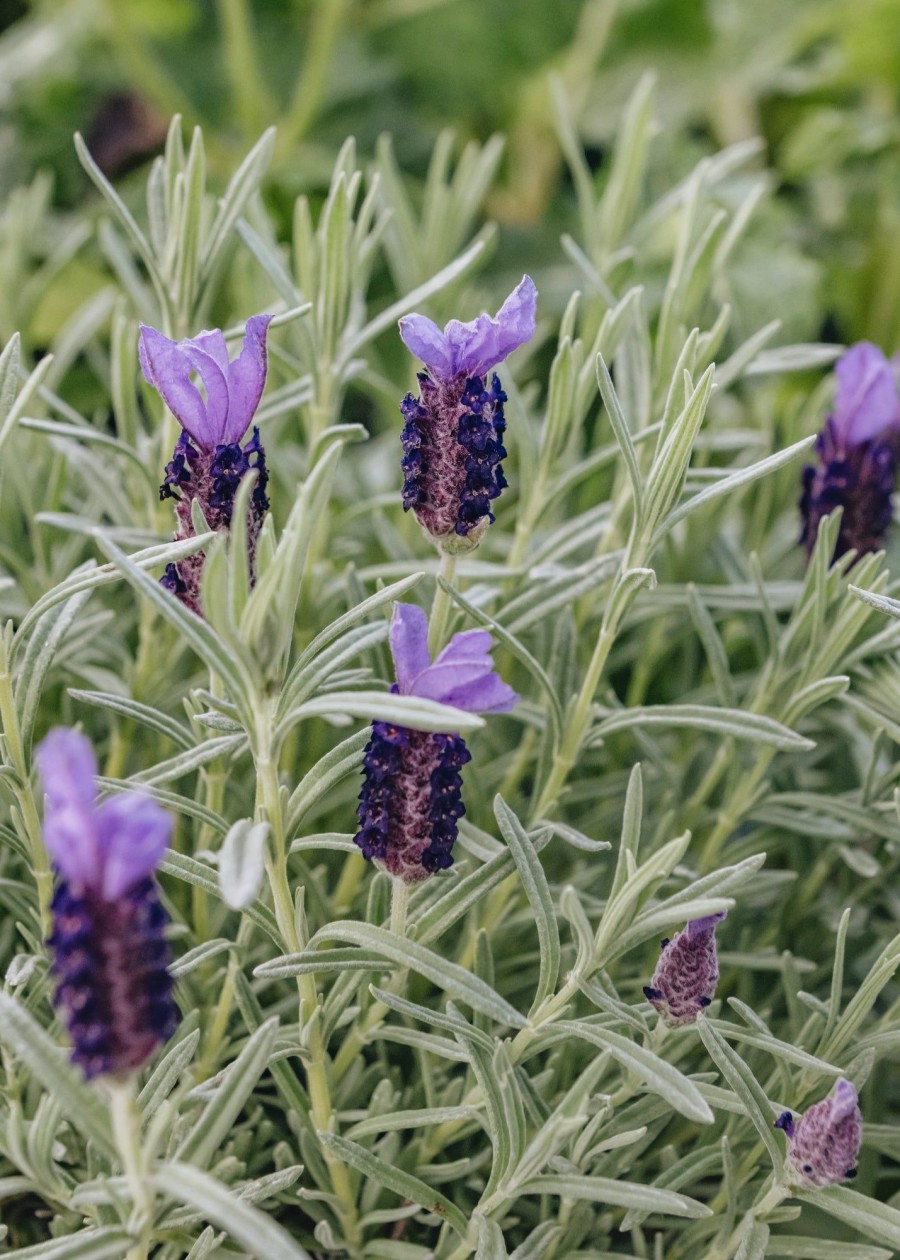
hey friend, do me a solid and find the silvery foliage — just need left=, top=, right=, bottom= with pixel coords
left=0, top=81, right=899, bottom=1259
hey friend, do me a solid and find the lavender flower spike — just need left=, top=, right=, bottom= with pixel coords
left=775, top=1078, right=863, bottom=1187
left=354, top=603, right=518, bottom=883
left=140, top=315, right=273, bottom=615
left=37, top=728, right=179, bottom=1080
left=399, top=276, right=536, bottom=551
left=800, top=342, right=900, bottom=561
left=643, top=912, right=726, bottom=1026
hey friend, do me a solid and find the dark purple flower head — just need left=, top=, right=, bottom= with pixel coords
left=354, top=604, right=518, bottom=883
left=398, top=278, right=536, bottom=551
left=141, top=316, right=273, bottom=615
left=643, top=912, right=726, bottom=1026
left=139, top=316, right=272, bottom=452
left=775, top=1078, right=862, bottom=1187
left=800, top=342, right=900, bottom=561
left=37, top=729, right=178, bottom=1079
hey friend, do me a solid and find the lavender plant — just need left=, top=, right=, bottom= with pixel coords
left=1, top=80, right=900, bottom=1260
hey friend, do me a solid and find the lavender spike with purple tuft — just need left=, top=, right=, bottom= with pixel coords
left=354, top=603, right=518, bottom=883
left=37, top=728, right=179, bottom=1080
left=399, top=277, right=536, bottom=551
left=643, top=912, right=726, bottom=1025
left=140, top=315, right=272, bottom=614
left=775, top=1078, right=863, bottom=1187
left=800, top=342, right=900, bottom=562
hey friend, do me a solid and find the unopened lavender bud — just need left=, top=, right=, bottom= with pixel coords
left=140, top=315, right=272, bottom=615
left=800, top=342, right=900, bottom=562
left=354, top=604, right=518, bottom=882
left=37, top=729, right=179, bottom=1080
left=643, top=912, right=726, bottom=1026
left=398, top=277, right=536, bottom=552
left=775, top=1078, right=862, bottom=1187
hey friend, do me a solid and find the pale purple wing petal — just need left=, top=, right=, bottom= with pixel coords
left=446, top=275, right=537, bottom=378
left=36, top=728, right=102, bottom=888
left=178, top=344, right=231, bottom=448
left=190, top=329, right=230, bottom=371
left=96, top=793, right=172, bottom=900
left=432, top=628, right=494, bottom=667
left=222, top=314, right=272, bottom=445
left=389, top=603, right=432, bottom=694
left=411, top=625, right=519, bottom=712
left=427, top=671, right=519, bottom=714
left=686, top=911, right=727, bottom=939
left=835, top=342, right=900, bottom=445
left=139, top=325, right=211, bottom=446
left=445, top=314, right=501, bottom=379
left=493, top=274, right=538, bottom=362
left=398, top=314, right=454, bottom=378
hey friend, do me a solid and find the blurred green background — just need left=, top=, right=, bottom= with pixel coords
left=1, top=0, right=898, bottom=351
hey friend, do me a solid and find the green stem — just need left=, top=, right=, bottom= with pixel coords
left=530, top=621, right=615, bottom=822
left=255, top=734, right=360, bottom=1247
left=279, top=0, right=352, bottom=152
left=429, top=551, right=458, bottom=655
left=390, top=877, right=410, bottom=937
left=108, top=1079, right=152, bottom=1260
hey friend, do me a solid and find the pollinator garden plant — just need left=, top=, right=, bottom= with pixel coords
left=2, top=81, right=900, bottom=1260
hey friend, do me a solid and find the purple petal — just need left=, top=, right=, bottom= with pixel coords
left=445, top=275, right=537, bottom=378
left=835, top=342, right=900, bottom=445
left=178, top=343, right=230, bottom=447
left=96, top=793, right=172, bottom=900
left=434, top=672, right=519, bottom=714
left=433, top=628, right=494, bottom=666
left=191, top=329, right=230, bottom=372
left=139, top=325, right=212, bottom=448
left=830, top=1079, right=859, bottom=1122
left=686, top=911, right=727, bottom=939
left=389, top=603, right=432, bottom=694
left=411, top=626, right=519, bottom=713
left=398, top=314, right=454, bottom=378
left=36, top=729, right=103, bottom=888
left=222, top=314, right=273, bottom=445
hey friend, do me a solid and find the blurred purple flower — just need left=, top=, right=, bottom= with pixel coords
left=354, top=603, right=518, bottom=882
left=800, top=342, right=900, bottom=561
left=398, top=277, right=536, bottom=549
left=775, top=1078, right=862, bottom=1187
left=37, top=728, right=178, bottom=1080
left=140, top=316, right=272, bottom=615
left=643, top=912, right=726, bottom=1026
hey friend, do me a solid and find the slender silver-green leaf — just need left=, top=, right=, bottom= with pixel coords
left=318, top=1133, right=468, bottom=1235
left=176, top=1018, right=278, bottom=1168
left=494, top=795, right=560, bottom=1013
left=153, top=1162, right=313, bottom=1260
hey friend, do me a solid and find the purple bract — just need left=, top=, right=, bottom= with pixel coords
left=37, top=728, right=178, bottom=1079
left=354, top=604, right=518, bottom=883
left=643, top=912, right=726, bottom=1026
left=800, top=342, right=900, bottom=561
left=775, top=1078, right=862, bottom=1187
left=398, top=277, right=536, bottom=550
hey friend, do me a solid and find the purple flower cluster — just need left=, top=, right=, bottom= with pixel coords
left=776, top=1079, right=863, bottom=1187
left=800, top=342, right=900, bottom=561
left=643, top=912, right=726, bottom=1026
left=140, top=315, right=272, bottom=615
left=37, top=729, right=178, bottom=1080
left=399, top=277, right=536, bottom=550
left=354, top=604, right=518, bottom=883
